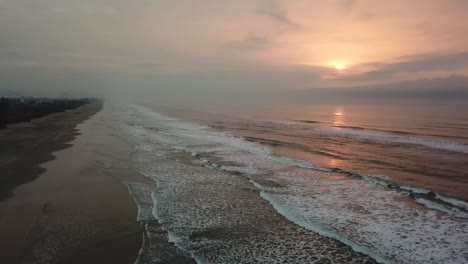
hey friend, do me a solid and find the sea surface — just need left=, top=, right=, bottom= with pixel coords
left=111, top=101, right=468, bottom=264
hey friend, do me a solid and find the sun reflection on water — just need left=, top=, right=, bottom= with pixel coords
left=328, top=158, right=342, bottom=168
left=333, top=107, right=344, bottom=125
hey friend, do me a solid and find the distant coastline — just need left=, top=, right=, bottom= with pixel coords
left=0, top=97, right=97, bottom=129
left=0, top=99, right=102, bottom=201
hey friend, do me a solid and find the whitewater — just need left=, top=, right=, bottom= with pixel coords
left=109, top=103, right=468, bottom=264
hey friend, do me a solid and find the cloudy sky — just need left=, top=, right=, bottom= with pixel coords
left=1, top=0, right=467, bottom=98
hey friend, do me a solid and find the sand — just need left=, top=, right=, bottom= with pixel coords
left=0, top=102, right=143, bottom=264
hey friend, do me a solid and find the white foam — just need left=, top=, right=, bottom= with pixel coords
left=270, top=120, right=301, bottom=125
left=416, top=198, right=468, bottom=219
left=400, top=186, right=468, bottom=215
left=360, top=174, right=393, bottom=187
left=399, top=185, right=432, bottom=194
left=250, top=179, right=392, bottom=264
left=252, top=170, right=468, bottom=263
left=314, top=127, right=468, bottom=153
left=436, top=194, right=468, bottom=211
left=122, top=181, right=156, bottom=222
left=116, top=103, right=468, bottom=264
left=262, top=154, right=331, bottom=172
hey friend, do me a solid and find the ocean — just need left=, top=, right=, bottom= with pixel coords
left=112, top=100, right=468, bottom=263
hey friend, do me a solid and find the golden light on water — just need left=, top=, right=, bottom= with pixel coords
left=333, top=107, right=344, bottom=125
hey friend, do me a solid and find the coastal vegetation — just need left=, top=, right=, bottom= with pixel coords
left=0, top=97, right=95, bottom=129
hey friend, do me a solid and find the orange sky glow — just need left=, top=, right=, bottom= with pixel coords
left=1, top=0, right=468, bottom=96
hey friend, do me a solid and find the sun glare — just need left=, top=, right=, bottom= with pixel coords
left=328, top=61, right=347, bottom=71
left=335, top=65, right=345, bottom=70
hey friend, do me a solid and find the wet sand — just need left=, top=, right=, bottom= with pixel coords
left=0, top=103, right=143, bottom=264
left=0, top=102, right=102, bottom=201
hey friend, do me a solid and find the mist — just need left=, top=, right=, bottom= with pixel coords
left=1, top=0, right=468, bottom=106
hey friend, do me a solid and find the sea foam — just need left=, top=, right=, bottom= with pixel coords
left=116, top=104, right=468, bottom=264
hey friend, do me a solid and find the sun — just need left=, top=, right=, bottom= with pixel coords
left=328, top=61, right=347, bottom=71
left=335, top=65, right=345, bottom=71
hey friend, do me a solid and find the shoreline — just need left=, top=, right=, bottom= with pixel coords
left=0, top=102, right=143, bottom=264
left=0, top=102, right=103, bottom=201
left=102, top=103, right=197, bottom=264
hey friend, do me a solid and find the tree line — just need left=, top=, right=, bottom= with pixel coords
left=0, top=97, right=94, bottom=129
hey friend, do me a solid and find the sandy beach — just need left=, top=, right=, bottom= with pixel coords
left=0, top=103, right=143, bottom=264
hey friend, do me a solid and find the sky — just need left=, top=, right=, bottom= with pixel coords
left=0, top=0, right=468, bottom=101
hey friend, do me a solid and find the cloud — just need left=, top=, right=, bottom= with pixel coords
left=341, top=0, right=359, bottom=10
left=340, top=0, right=377, bottom=21
left=224, top=35, right=271, bottom=50
left=334, top=51, right=468, bottom=84
left=256, top=0, right=299, bottom=31
left=225, top=1, right=299, bottom=51
left=289, top=74, right=468, bottom=104
left=356, top=11, right=376, bottom=21
left=374, top=51, right=468, bottom=74
left=1, top=0, right=468, bottom=101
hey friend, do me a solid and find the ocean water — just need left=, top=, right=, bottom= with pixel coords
left=112, top=101, right=468, bottom=264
